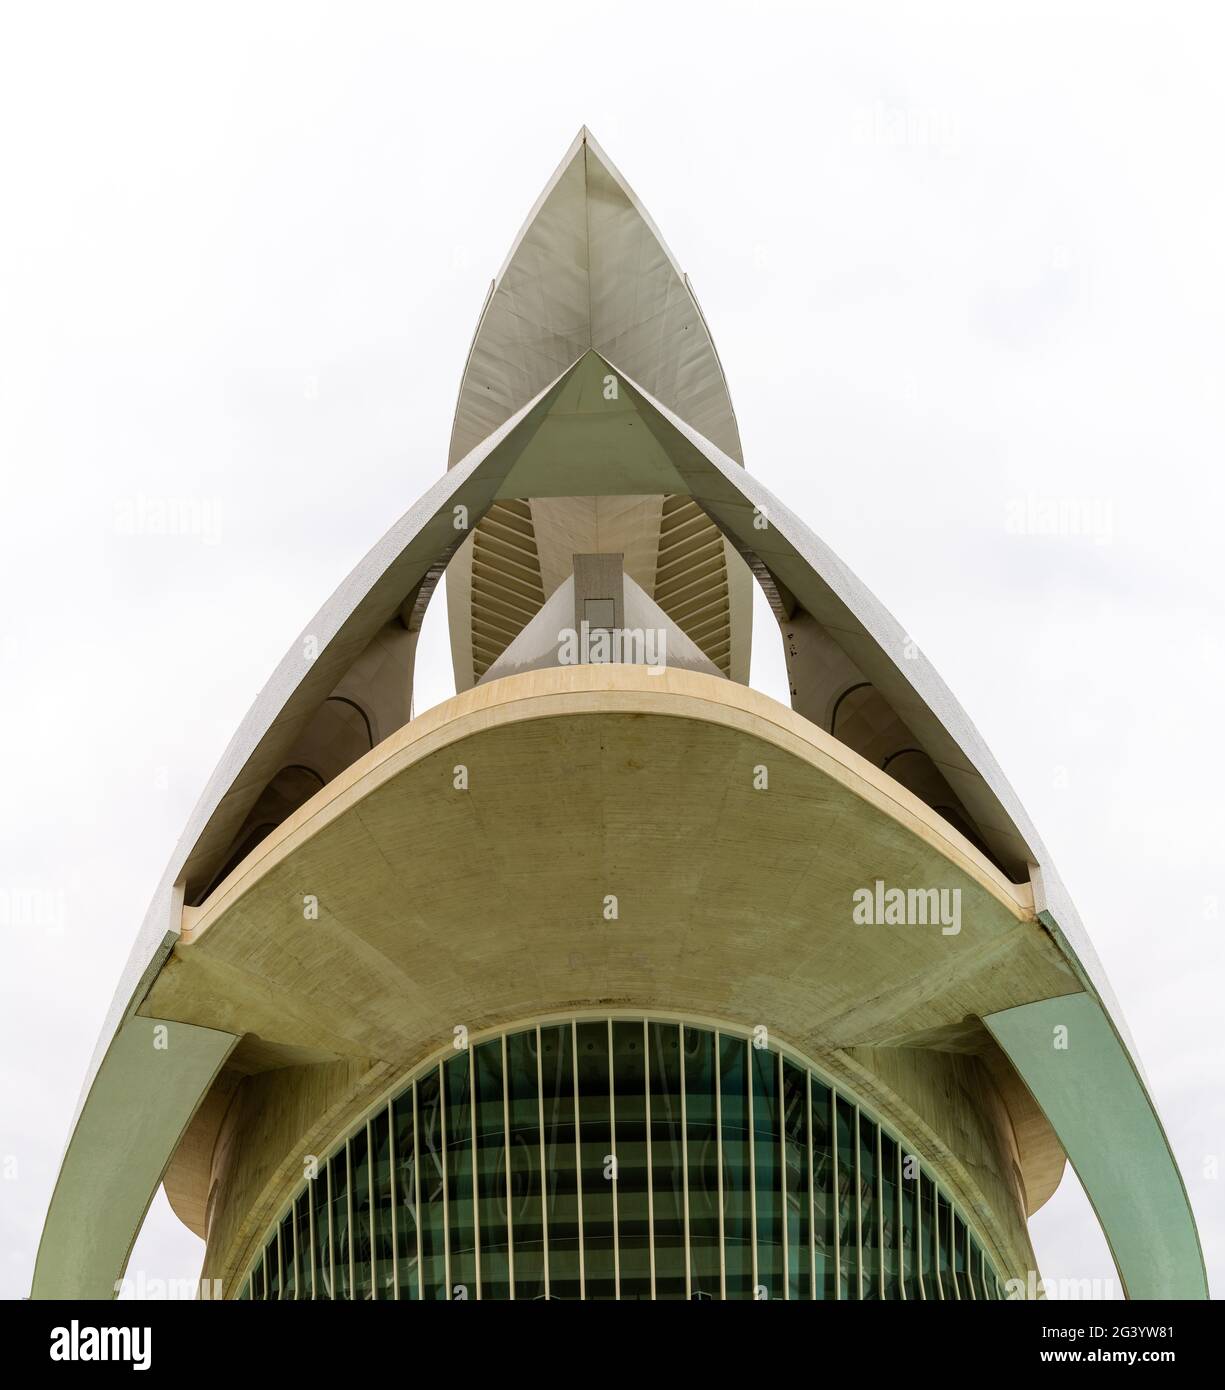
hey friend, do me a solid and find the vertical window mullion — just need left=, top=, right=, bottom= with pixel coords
left=915, top=1163, right=924, bottom=1300
left=853, top=1107, right=863, bottom=1300
left=537, top=1026, right=551, bottom=1300
left=831, top=1087, right=840, bottom=1299
left=326, top=1155, right=335, bottom=1299
left=896, top=1140, right=904, bottom=1300
left=347, top=1138, right=356, bottom=1298
left=413, top=1082, right=424, bottom=1301
left=367, top=1120, right=376, bottom=1299
left=308, top=1174, right=317, bottom=1300
left=873, top=1123, right=884, bottom=1295
left=388, top=1100, right=399, bottom=1301
left=502, top=1034, right=514, bottom=1300
left=470, top=1052, right=482, bottom=1300
left=608, top=1017, right=620, bottom=1300
left=645, top=1018, right=656, bottom=1300
left=778, top=1051, right=788, bottom=1300
left=440, top=1063, right=451, bottom=1299
left=679, top=1026, right=691, bottom=1301
left=715, top=1030, right=725, bottom=1301
left=912, top=1156, right=923, bottom=1295
left=951, top=1206, right=962, bottom=1301
left=747, top=1039, right=757, bottom=1297
left=933, top=1187, right=943, bottom=1300
left=569, top=1022, right=582, bottom=1301
left=806, top=1072, right=816, bottom=1299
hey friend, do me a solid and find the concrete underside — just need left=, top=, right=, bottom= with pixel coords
left=142, top=666, right=1075, bottom=1289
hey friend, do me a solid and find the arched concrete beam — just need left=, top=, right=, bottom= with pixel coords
left=31, top=1013, right=236, bottom=1299
left=985, top=994, right=1207, bottom=1300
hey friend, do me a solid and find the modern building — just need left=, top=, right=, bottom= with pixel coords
left=34, top=129, right=1206, bottom=1301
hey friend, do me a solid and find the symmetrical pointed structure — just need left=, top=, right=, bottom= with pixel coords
left=447, top=133, right=751, bottom=692
left=33, top=130, right=1206, bottom=1302
left=448, top=129, right=744, bottom=468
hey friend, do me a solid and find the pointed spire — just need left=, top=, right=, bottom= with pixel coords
left=448, top=130, right=742, bottom=468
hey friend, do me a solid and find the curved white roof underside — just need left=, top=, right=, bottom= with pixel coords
left=448, top=127, right=743, bottom=469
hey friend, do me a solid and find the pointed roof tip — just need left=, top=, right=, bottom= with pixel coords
left=569, top=124, right=597, bottom=166
left=572, top=124, right=610, bottom=164
left=449, top=124, right=745, bottom=468
left=548, top=125, right=594, bottom=180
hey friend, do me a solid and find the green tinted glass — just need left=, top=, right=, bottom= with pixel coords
left=243, top=1018, right=1005, bottom=1303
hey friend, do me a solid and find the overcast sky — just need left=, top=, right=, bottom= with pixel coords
left=2, top=0, right=1221, bottom=1300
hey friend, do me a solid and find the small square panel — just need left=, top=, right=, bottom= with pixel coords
left=584, top=598, right=615, bottom=630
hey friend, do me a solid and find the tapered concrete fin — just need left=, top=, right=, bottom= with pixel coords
left=448, top=129, right=743, bottom=468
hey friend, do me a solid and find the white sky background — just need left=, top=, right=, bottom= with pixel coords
left=1, top=0, right=1222, bottom=1300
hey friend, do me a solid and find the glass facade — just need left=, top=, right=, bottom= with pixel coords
left=238, top=1017, right=1006, bottom=1300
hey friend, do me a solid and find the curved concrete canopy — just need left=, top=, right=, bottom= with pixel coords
left=159, top=671, right=1052, bottom=1064
left=34, top=135, right=1206, bottom=1302
left=149, top=665, right=1066, bottom=1281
